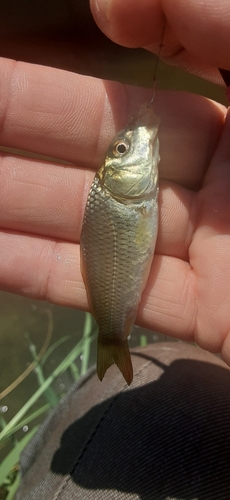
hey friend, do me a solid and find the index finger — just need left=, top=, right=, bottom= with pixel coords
left=0, top=58, right=225, bottom=189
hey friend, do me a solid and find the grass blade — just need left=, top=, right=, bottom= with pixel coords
left=0, top=428, right=38, bottom=483
left=3, top=404, right=50, bottom=441
left=5, top=473, right=20, bottom=500
left=80, top=313, right=93, bottom=376
left=0, top=332, right=96, bottom=442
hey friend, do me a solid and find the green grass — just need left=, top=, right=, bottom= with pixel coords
left=0, top=311, right=97, bottom=500
left=0, top=310, right=151, bottom=499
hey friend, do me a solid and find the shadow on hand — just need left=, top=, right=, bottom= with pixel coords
left=51, top=357, right=230, bottom=499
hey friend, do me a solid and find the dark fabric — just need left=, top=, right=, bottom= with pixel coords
left=16, top=343, right=230, bottom=499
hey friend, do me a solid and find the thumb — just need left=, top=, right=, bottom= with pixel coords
left=90, top=0, right=230, bottom=73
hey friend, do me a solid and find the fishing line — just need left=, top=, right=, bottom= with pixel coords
left=150, top=24, right=166, bottom=104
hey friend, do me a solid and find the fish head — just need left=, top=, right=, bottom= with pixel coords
left=98, top=105, right=160, bottom=201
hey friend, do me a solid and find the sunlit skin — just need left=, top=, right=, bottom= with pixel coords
left=0, top=0, right=230, bottom=366
left=90, top=0, right=230, bottom=84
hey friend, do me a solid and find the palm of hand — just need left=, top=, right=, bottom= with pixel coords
left=144, top=103, right=230, bottom=363
left=0, top=59, right=229, bottom=363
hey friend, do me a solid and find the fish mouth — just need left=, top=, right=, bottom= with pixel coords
left=129, top=104, right=160, bottom=132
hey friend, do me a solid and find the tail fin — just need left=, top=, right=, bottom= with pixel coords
left=97, top=338, right=133, bottom=385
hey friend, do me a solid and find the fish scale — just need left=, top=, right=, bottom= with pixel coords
left=80, top=105, right=160, bottom=384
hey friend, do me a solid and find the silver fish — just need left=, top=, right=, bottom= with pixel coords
left=80, top=104, right=160, bottom=384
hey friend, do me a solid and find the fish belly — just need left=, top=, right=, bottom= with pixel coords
left=80, top=176, right=158, bottom=383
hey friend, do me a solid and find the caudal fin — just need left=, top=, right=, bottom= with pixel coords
left=97, top=338, right=133, bottom=385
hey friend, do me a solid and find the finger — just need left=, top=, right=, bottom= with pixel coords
left=0, top=231, right=87, bottom=310
left=0, top=58, right=225, bottom=188
left=90, top=0, right=164, bottom=48
left=0, top=58, right=118, bottom=168
left=138, top=254, right=196, bottom=341
left=153, top=92, right=224, bottom=190
left=0, top=151, right=195, bottom=260
left=189, top=108, right=230, bottom=352
left=91, top=0, right=230, bottom=70
left=0, top=152, right=94, bottom=241
left=162, top=0, right=230, bottom=70
left=0, top=230, right=197, bottom=343
left=157, top=181, right=195, bottom=261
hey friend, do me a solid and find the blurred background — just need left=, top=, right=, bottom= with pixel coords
left=0, top=1, right=228, bottom=495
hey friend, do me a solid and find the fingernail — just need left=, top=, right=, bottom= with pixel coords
left=95, top=0, right=112, bottom=21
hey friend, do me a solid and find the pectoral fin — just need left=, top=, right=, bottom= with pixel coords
left=97, top=337, right=133, bottom=385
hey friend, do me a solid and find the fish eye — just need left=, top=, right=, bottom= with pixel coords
left=113, top=140, right=130, bottom=157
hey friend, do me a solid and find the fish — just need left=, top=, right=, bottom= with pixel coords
left=80, top=104, right=160, bottom=385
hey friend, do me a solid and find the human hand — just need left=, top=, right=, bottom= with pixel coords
left=90, top=0, right=230, bottom=86
left=0, top=43, right=230, bottom=363
left=88, top=1, right=230, bottom=360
